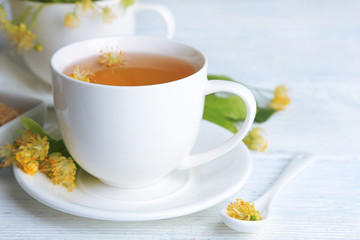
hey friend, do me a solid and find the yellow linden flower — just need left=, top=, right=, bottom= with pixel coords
left=69, top=65, right=93, bottom=83
left=3, top=22, right=16, bottom=38
left=269, top=85, right=291, bottom=110
left=34, top=43, right=43, bottom=52
left=40, top=152, right=77, bottom=191
left=0, top=125, right=77, bottom=190
left=14, top=130, right=34, bottom=146
left=0, top=144, right=16, bottom=167
left=0, top=4, right=7, bottom=24
left=15, top=148, right=40, bottom=175
left=6, top=23, right=35, bottom=52
left=0, top=18, right=10, bottom=31
left=100, top=6, right=117, bottom=24
left=98, top=47, right=126, bottom=66
left=76, top=0, right=94, bottom=12
left=15, top=146, right=34, bottom=165
left=243, top=127, right=268, bottom=152
left=28, top=135, right=49, bottom=161
left=22, top=161, right=39, bottom=175
left=13, top=132, right=49, bottom=175
left=17, top=30, right=36, bottom=52
left=15, top=131, right=49, bottom=161
left=18, top=22, right=26, bottom=31
left=64, top=12, right=80, bottom=29
left=227, top=199, right=262, bottom=221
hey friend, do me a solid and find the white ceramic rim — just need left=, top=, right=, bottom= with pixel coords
left=50, top=36, right=208, bottom=89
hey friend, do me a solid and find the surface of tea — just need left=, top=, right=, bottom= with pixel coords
left=65, top=52, right=197, bottom=86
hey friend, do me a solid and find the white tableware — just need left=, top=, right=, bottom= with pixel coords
left=0, top=90, right=46, bottom=143
left=220, top=153, right=316, bottom=233
left=10, top=0, right=175, bottom=84
left=0, top=49, right=53, bottom=106
left=13, top=120, right=252, bottom=221
left=51, top=36, right=256, bottom=188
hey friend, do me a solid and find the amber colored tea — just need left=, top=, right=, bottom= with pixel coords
left=65, top=52, right=197, bottom=86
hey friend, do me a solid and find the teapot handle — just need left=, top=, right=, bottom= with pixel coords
left=133, top=3, right=176, bottom=39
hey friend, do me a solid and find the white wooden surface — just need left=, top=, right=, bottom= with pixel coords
left=1, top=0, right=360, bottom=239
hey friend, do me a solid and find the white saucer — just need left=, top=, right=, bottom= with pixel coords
left=13, top=120, right=252, bottom=221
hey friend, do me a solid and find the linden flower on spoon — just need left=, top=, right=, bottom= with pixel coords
left=227, top=198, right=262, bottom=221
left=220, top=154, right=316, bottom=233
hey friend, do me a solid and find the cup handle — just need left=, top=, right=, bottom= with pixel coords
left=132, top=3, right=175, bottom=39
left=177, top=80, right=257, bottom=170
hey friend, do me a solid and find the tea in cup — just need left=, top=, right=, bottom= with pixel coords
left=50, top=36, right=256, bottom=188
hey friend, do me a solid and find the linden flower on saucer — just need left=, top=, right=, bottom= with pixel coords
left=98, top=47, right=126, bottom=66
left=243, top=127, right=268, bottom=152
left=0, top=144, right=16, bottom=168
left=69, top=65, right=93, bottom=83
left=0, top=129, right=77, bottom=191
left=269, top=85, right=291, bottom=110
left=40, top=153, right=77, bottom=191
left=0, top=131, right=49, bottom=175
left=14, top=131, right=49, bottom=175
left=16, top=131, right=49, bottom=161
left=227, top=198, right=262, bottom=221
left=21, top=161, right=39, bottom=176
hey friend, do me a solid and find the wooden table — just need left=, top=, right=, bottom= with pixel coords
left=0, top=0, right=359, bottom=239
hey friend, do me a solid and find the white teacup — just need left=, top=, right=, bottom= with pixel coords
left=50, top=36, right=256, bottom=188
left=10, top=0, right=175, bottom=85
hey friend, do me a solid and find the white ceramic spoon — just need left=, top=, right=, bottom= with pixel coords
left=220, top=153, right=316, bottom=233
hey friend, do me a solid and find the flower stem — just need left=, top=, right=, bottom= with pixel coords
left=28, top=4, right=45, bottom=30
left=11, top=6, right=33, bottom=24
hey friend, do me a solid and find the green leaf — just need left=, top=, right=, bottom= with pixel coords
left=204, top=74, right=279, bottom=132
left=203, top=94, right=247, bottom=133
left=255, top=107, right=277, bottom=123
left=121, top=0, right=136, bottom=8
left=203, top=109, right=238, bottom=134
left=204, top=94, right=247, bottom=121
left=207, top=74, right=236, bottom=82
left=20, top=117, right=55, bottom=141
left=49, top=140, right=71, bottom=158
left=204, top=74, right=248, bottom=133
